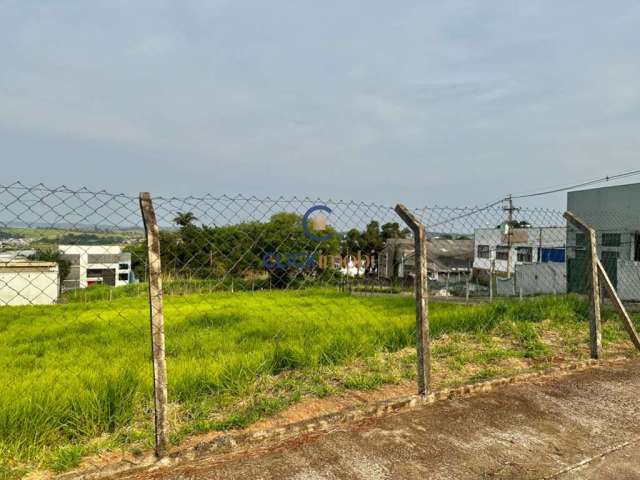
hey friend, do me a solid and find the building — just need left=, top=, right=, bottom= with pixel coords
left=566, top=183, right=640, bottom=300
left=0, top=259, right=59, bottom=306
left=473, top=226, right=566, bottom=275
left=58, top=245, right=133, bottom=290
left=0, top=250, right=36, bottom=262
left=0, top=237, right=31, bottom=249
left=379, top=238, right=474, bottom=282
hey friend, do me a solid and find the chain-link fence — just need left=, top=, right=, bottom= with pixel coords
left=1, top=181, right=639, bottom=476
left=0, top=183, right=152, bottom=475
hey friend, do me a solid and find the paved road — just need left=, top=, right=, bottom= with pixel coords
left=125, top=360, right=640, bottom=480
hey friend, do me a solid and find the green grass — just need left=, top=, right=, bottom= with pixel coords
left=0, top=290, right=637, bottom=477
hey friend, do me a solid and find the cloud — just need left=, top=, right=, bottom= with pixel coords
left=0, top=0, right=639, bottom=208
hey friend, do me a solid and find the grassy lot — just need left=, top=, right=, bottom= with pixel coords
left=0, top=290, right=638, bottom=478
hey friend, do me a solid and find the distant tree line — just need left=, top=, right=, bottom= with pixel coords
left=39, top=232, right=128, bottom=245
left=126, top=212, right=409, bottom=284
left=0, top=230, right=22, bottom=240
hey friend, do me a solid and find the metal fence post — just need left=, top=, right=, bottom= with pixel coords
left=395, top=204, right=430, bottom=395
left=139, top=192, right=169, bottom=457
left=564, top=211, right=602, bottom=359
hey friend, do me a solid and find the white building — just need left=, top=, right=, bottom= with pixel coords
left=567, top=183, right=640, bottom=300
left=473, top=226, right=566, bottom=274
left=58, top=245, right=132, bottom=289
left=0, top=259, right=59, bottom=306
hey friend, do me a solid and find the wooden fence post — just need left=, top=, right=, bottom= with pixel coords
left=596, top=259, right=640, bottom=352
left=489, top=259, right=495, bottom=303
left=395, top=204, right=430, bottom=395
left=139, top=192, right=169, bottom=457
left=564, top=211, right=602, bottom=359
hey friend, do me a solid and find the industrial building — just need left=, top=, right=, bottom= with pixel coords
left=566, top=183, right=640, bottom=300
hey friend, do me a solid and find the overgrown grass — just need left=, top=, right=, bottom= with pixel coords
left=0, top=290, right=637, bottom=477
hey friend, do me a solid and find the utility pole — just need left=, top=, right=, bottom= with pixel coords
left=504, top=194, right=517, bottom=224
left=503, top=195, right=520, bottom=278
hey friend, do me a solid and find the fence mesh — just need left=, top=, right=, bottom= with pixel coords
left=1, top=181, right=639, bottom=476
left=0, top=183, right=153, bottom=472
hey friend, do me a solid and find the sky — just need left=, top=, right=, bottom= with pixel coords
left=1, top=0, right=640, bottom=210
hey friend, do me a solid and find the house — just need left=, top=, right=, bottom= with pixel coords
left=0, top=237, right=31, bottom=249
left=566, top=182, right=640, bottom=300
left=58, top=245, right=133, bottom=290
left=0, top=250, right=36, bottom=262
left=473, top=226, right=567, bottom=275
left=0, top=258, right=59, bottom=306
left=379, top=238, right=474, bottom=282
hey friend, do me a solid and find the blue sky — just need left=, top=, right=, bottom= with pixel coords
left=1, top=1, right=639, bottom=208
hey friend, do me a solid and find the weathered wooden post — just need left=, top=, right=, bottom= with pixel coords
left=395, top=204, right=430, bottom=395
left=139, top=192, right=169, bottom=457
left=564, top=211, right=602, bottom=359
left=596, top=258, right=640, bottom=352
left=489, top=259, right=495, bottom=303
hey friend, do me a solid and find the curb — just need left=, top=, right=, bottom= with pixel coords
left=57, top=357, right=630, bottom=479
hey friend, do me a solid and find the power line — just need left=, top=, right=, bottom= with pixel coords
left=421, top=197, right=505, bottom=229
left=510, top=168, right=640, bottom=199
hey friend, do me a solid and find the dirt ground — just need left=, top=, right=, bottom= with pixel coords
left=113, top=360, right=640, bottom=480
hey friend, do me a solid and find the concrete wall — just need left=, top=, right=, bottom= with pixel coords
left=516, top=263, right=566, bottom=295
left=495, top=263, right=566, bottom=297
left=496, top=276, right=516, bottom=296
left=617, top=260, right=640, bottom=301
left=567, top=183, right=640, bottom=232
left=0, top=264, right=59, bottom=306
left=567, top=183, right=640, bottom=263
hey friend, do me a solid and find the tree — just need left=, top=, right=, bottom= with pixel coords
left=361, top=221, right=379, bottom=252
left=497, top=220, right=532, bottom=229
left=381, top=222, right=408, bottom=241
left=344, top=228, right=363, bottom=254
left=173, top=212, right=198, bottom=228
left=30, top=250, right=71, bottom=292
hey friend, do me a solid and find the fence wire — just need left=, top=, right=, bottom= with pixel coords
left=1, top=181, right=639, bottom=476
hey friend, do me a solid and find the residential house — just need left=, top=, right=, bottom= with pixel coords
left=58, top=245, right=133, bottom=290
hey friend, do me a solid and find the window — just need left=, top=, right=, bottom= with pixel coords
left=87, top=268, right=103, bottom=277
left=602, top=233, right=621, bottom=247
left=601, top=250, right=619, bottom=264
left=495, top=246, right=510, bottom=261
left=118, top=272, right=129, bottom=281
left=516, top=247, right=532, bottom=262
left=539, top=248, right=565, bottom=263
left=477, top=245, right=490, bottom=259
left=119, top=263, right=129, bottom=270
left=575, top=232, right=586, bottom=247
